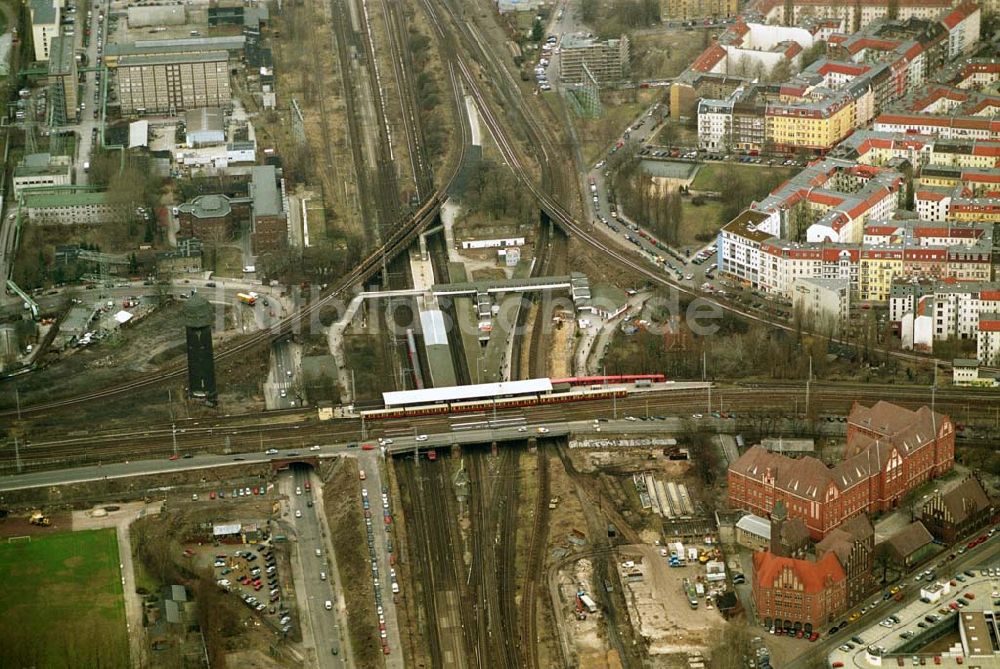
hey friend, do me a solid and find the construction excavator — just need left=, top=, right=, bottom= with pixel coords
left=29, top=510, right=51, bottom=526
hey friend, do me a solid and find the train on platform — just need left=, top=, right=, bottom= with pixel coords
left=550, top=374, right=666, bottom=387
left=360, top=385, right=628, bottom=421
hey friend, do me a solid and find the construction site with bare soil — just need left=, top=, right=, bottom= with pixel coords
left=381, top=428, right=746, bottom=669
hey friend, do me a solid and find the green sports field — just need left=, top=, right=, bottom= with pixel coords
left=0, top=528, right=129, bottom=667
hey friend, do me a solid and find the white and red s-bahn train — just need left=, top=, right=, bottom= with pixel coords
left=360, top=386, right=628, bottom=421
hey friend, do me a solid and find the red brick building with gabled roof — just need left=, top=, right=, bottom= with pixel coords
left=727, top=401, right=954, bottom=540
left=752, top=550, right=846, bottom=632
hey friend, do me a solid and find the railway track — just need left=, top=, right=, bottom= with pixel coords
left=328, top=0, right=382, bottom=244
left=396, top=455, right=469, bottom=668
left=395, top=455, right=444, bottom=666
left=466, top=451, right=495, bottom=666
left=520, top=447, right=550, bottom=669
left=376, top=0, right=433, bottom=198
left=5, top=383, right=1000, bottom=473
left=496, top=450, right=521, bottom=665
left=465, top=447, right=522, bottom=669
left=352, top=0, right=407, bottom=235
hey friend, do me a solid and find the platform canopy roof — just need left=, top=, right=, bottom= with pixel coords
left=382, top=378, right=553, bottom=407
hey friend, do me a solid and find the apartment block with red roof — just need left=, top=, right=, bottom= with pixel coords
left=946, top=58, right=1000, bottom=90
left=875, top=113, right=1000, bottom=141
left=751, top=0, right=956, bottom=29
left=941, top=2, right=980, bottom=59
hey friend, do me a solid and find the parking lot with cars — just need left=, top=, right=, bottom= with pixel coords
left=827, top=527, right=1000, bottom=668
left=214, top=543, right=295, bottom=635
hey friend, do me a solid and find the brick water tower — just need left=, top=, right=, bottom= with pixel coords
left=184, top=292, right=217, bottom=404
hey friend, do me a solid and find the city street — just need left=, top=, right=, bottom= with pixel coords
left=266, top=339, right=301, bottom=410
left=71, top=0, right=109, bottom=184
left=281, top=467, right=350, bottom=667
left=357, top=449, right=404, bottom=667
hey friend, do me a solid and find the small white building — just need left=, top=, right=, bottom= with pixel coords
left=226, top=140, right=256, bottom=164
left=129, top=121, right=149, bottom=149
left=735, top=513, right=770, bottom=551
left=496, top=0, right=546, bottom=12
left=919, top=581, right=950, bottom=604
left=915, top=189, right=952, bottom=221
left=705, top=560, right=726, bottom=582
left=952, top=358, right=980, bottom=386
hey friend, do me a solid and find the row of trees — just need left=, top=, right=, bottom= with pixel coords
left=609, top=154, right=786, bottom=248
left=718, top=40, right=827, bottom=84
left=600, top=289, right=896, bottom=382
left=581, top=0, right=661, bottom=37
left=409, top=27, right=448, bottom=161
left=715, top=164, right=789, bottom=224
left=463, top=159, right=538, bottom=225
left=614, top=156, right=685, bottom=246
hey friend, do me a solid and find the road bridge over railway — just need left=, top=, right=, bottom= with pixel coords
left=0, top=415, right=850, bottom=492
left=268, top=455, right=320, bottom=471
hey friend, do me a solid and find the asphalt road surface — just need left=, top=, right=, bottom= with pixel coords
left=283, top=467, right=349, bottom=667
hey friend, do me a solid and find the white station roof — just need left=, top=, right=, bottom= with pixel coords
left=383, top=378, right=553, bottom=407
left=113, top=310, right=134, bottom=324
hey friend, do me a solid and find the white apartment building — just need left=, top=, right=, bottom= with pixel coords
left=932, top=284, right=1000, bottom=341
left=915, top=190, right=952, bottom=221
left=697, top=98, right=733, bottom=151
left=978, top=313, right=1000, bottom=366
left=726, top=218, right=993, bottom=302
left=717, top=210, right=775, bottom=286
left=942, top=4, right=981, bottom=60
left=874, top=115, right=999, bottom=142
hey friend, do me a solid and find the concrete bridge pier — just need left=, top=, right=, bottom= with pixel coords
left=450, top=443, right=460, bottom=458
left=491, top=441, right=498, bottom=456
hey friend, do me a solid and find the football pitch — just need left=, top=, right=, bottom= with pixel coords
left=0, top=528, right=128, bottom=667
